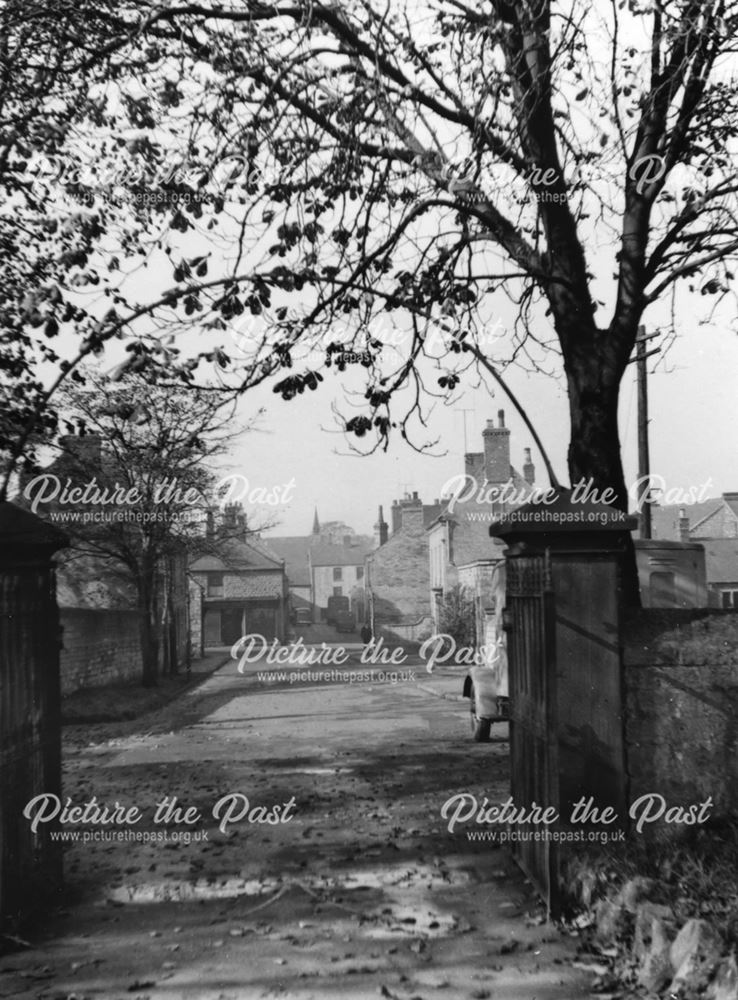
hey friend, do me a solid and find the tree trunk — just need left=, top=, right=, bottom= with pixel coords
left=564, top=341, right=641, bottom=607
left=565, top=355, right=627, bottom=507
left=138, top=573, right=159, bottom=688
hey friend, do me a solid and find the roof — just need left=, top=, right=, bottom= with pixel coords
left=0, top=501, right=68, bottom=549
left=422, top=503, right=444, bottom=528
left=701, top=539, right=738, bottom=584
left=190, top=535, right=284, bottom=573
left=649, top=498, right=733, bottom=540
left=309, top=539, right=373, bottom=567
left=263, top=536, right=312, bottom=586
left=724, top=494, right=738, bottom=519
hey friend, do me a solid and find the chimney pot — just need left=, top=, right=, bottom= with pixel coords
left=523, top=447, right=536, bottom=487
left=498, top=409, right=505, bottom=427
left=374, top=505, right=389, bottom=547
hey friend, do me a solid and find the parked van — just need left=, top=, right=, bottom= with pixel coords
left=335, top=609, right=355, bottom=633
left=326, top=594, right=350, bottom=624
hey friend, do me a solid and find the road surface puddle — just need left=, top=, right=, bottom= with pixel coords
left=108, top=876, right=282, bottom=903
left=280, top=767, right=355, bottom=775
left=107, top=862, right=468, bottom=937
left=320, top=863, right=470, bottom=892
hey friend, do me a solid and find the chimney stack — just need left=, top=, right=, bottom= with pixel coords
left=374, top=505, right=389, bottom=548
left=391, top=499, right=402, bottom=535
left=224, top=502, right=246, bottom=533
left=678, top=507, right=690, bottom=543
left=482, top=411, right=511, bottom=485
left=523, top=447, right=536, bottom=487
left=397, top=492, right=424, bottom=535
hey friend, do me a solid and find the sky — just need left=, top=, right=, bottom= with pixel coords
left=47, top=229, right=738, bottom=540
left=217, top=310, right=738, bottom=539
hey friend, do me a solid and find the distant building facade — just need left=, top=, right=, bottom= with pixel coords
left=650, top=493, right=738, bottom=607
left=264, top=513, right=372, bottom=623
left=365, top=493, right=443, bottom=641
left=189, top=503, right=289, bottom=650
left=429, top=410, right=536, bottom=636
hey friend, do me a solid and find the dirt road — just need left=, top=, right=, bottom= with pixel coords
left=1, top=654, right=594, bottom=999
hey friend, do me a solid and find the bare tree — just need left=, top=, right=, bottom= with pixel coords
left=3, top=2, right=738, bottom=573
left=26, top=375, right=248, bottom=686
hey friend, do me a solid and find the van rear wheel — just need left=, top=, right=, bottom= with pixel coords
left=469, top=686, right=491, bottom=742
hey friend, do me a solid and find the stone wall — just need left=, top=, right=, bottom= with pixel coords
left=624, top=609, right=738, bottom=818
left=368, top=527, right=432, bottom=634
left=60, top=608, right=143, bottom=695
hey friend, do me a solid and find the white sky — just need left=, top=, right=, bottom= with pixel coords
left=220, top=305, right=738, bottom=538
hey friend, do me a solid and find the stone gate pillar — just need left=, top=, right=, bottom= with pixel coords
left=490, top=490, right=636, bottom=911
left=0, top=502, right=68, bottom=922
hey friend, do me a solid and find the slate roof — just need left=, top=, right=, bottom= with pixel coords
left=309, top=538, right=373, bottom=567
left=702, top=539, right=738, bottom=584
left=190, top=535, right=283, bottom=573
left=262, top=536, right=312, bottom=586
left=649, top=498, right=733, bottom=540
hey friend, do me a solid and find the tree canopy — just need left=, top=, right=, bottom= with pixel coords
left=26, top=373, right=255, bottom=683
left=2, top=0, right=737, bottom=506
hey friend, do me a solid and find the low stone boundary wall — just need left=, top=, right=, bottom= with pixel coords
left=624, top=609, right=738, bottom=819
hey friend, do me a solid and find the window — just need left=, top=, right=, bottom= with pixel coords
left=333, top=586, right=343, bottom=597
left=721, top=589, right=738, bottom=609
left=356, top=566, right=364, bottom=581
left=208, top=572, right=224, bottom=597
left=333, top=567, right=342, bottom=581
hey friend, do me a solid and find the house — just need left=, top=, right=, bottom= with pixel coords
left=364, top=494, right=444, bottom=641
left=701, top=540, right=738, bottom=608
left=650, top=493, right=738, bottom=607
left=310, top=535, right=373, bottom=622
left=265, top=511, right=372, bottom=622
left=364, top=410, right=536, bottom=645
left=189, top=503, right=289, bottom=650
left=428, top=410, right=537, bottom=642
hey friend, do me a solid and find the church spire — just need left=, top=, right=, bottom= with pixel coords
left=311, top=507, right=320, bottom=535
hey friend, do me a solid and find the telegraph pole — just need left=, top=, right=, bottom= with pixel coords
left=632, top=325, right=660, bottom=539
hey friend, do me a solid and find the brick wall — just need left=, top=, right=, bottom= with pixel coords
left=624, top=609, right=738, bottom=817
left=60, top=608, right=143, bottom=694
